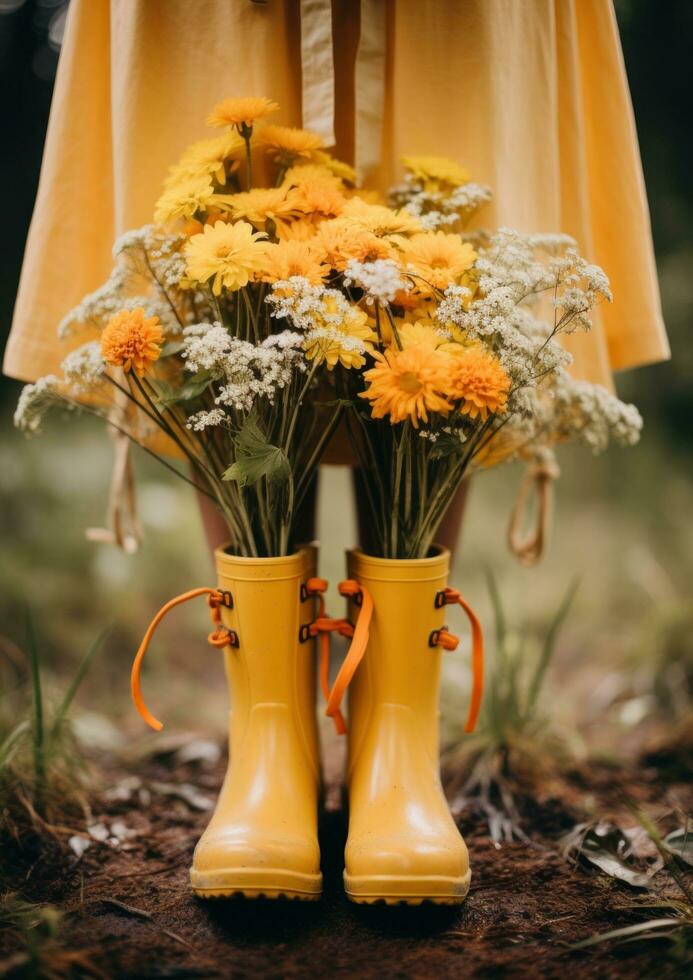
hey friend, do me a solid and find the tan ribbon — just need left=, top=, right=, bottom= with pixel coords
left=354, top=0, right=387, bottom=181
left=299, top=0, right=336, bottom=146
left=86, top=389, right=142, bottom=554
left=507, top=457, right=560, bottom=566
left=299, top=0, right=387, bottom=180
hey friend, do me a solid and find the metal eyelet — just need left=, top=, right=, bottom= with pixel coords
left=217, top=590, right=234, bottom=609
left=434, top=590, right=447, bottom=609
left=226, top=629, right=240, bottom=648
left=298, top=623, right=313, bottom=643
left=429, top=626, right=448, bottom=648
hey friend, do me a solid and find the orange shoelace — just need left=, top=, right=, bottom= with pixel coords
left=304, top=577, right=372, bottom=735
left=434, top=587, right=485, bottom=733
left=130, top=587, right=234, bottom=732
left=130, top=578, right=481, bottom=737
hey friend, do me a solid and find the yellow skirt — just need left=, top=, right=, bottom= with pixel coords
left=4, top=0, right=669, bottom=390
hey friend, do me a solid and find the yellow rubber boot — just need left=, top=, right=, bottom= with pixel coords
left=341, top=546, right=482, bottom=906
left=130, top=546, right=323, bottom=901
left=190, top=546, right=322, bottom=900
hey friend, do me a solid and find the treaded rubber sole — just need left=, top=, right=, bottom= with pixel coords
left=344, top=868, right=471, bottom=906
left=190, top=867, right=322, bottom=901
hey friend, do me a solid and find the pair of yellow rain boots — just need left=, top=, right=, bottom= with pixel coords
left=131, top=543, right=483, bottom=905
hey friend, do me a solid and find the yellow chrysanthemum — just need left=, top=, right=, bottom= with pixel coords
left=340, top=197, right=421, bottom=237
left=213, top=187, right=300, bottom=230
left=287, top=179, right=346, bottom=220
left=305, top=300, right=376, bottom=370
left=101, top=308, right=163, bottom=376
left=260, top=124, right=324, bottom=160
left=359, top=345, right=452, bottom=427
left=397, top=320, right=448, bottom=350
left=397, top=231, right=477, bottom=291
left=309, top=150, right=357, bottom=185
left=401, top=155, right=471, bottom=189
left=258, top=239, right=329, bottom=285
left=274, top=218, right=321, bottom=242
left=313, top=219, right=394, bottom=271
left=447, top=348, right=511, bottom=420
left=437, top=321, right=478, bottom=356
left=154, top=175, right=216, bottom=225
left=282, top=163, right=343, bottom=189
left=207, top=96, right=278, bottom=129
left=171, top=132, right=244, bottom=184
left=185, top=220, right=268, bottom=295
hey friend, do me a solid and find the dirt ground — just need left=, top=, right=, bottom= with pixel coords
left=3, top=739, right=690, bottom=980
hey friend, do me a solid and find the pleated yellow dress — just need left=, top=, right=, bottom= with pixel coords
left=3, top=0, right=669, bottom=389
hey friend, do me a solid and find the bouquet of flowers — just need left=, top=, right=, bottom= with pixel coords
left=15, top=95, right=642, bottom=559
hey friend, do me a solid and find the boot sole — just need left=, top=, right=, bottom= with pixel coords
left=344, top=869, right=471, bottom=906
left=191, top=867, right=322, bottom=901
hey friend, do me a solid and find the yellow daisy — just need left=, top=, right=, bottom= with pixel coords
left=282, top=163, right=343, bottom=189
left=359, top=345, right=452, bottom=427
left=101, top=309, right=163, bottom=376
left=397, top=231, right=477, bottom=291
left=259, top=124, right=324, bottom=160
left=207, top=96, right=278, bottom=129
left=447, top=348, right=511, bottom=420
left=309, top=150, right=357, bottom=185
left=185, top=220, right=268, bottom=295
left=172, top=132, right=244, bottom=184
left=305, top=300, right=376, bottom=370
left=154, top=175, right=216, bottom=225
left=401, top=155, right=471, bottom=189
left=258, top=239, right=329, bottom=285
left=213, top=187, right=300, bottom=231
left=341, top=197, right=421, bottom=237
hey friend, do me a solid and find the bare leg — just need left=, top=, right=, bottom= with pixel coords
left=352, top=469, right=471, bottom=558
left=197, top=473, right=319, bottom=555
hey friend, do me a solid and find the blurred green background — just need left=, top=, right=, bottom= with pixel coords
left=0, top=0, right=690, bottom=750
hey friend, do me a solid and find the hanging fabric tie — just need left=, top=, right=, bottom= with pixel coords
left=507, top=454, right=561, bottom=566
left=297, top=0, right=387, bottom=180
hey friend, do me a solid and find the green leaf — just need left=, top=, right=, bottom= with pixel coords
left=160, top=340, right=185, bottom=358
left=223, top=414, right=290, bottom=488
left=157, top=370, right=214, bottom=407
left=429, top=432, right=466, bottom=460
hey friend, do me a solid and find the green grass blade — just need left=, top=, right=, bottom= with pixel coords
left=25, top=609, right=46, bottom=812
left=526, top=576, right=579, bottom=715
left=0, top=720, right=31, bottom=770
left=49, top=627, right=111, bottom=741
left=485, top=569, right=506, bottom=650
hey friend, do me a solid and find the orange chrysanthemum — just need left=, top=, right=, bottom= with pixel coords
left=448, top=348, right=511, bottom=420
left=288, top=180, right=346, bottom=220
left=258, top=239, right=329, bottom=285
left=101, top=308, right=163, bottom=375
left=207, top=96, right=278, bottom=129
left=313, top=219, right=394, bottom=271
left=359, top=345, right=452, bottom=427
